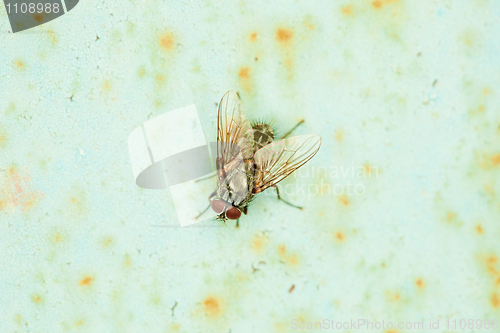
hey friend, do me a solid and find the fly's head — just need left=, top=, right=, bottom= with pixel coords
left=210, top=198, right=242, bottom=223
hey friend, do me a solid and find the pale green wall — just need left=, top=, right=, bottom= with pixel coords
left=1, top=0, right=500, bottom=332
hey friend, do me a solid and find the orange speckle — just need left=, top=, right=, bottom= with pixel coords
left=486, top=256, right=499, bottom=275
left=238, top=67, right=252, bottom=92
left=491, top=154, right=500, bottom=167
left=238, top=67, right=251, bottom=79
left=341, top=5, right=353, bottom=15
left=103, top=81, right=111, bottom=91
left=251, top=234, right=266, bottom=252
left=159, top=33, right=175, bottom=50
left=0, top=128, right=6, bottom=147
left=249, top=32, right=258, bottom=42
left=415, top=278, right=425, bottom=288
left=495, top=277, right=500, bottom=287
left=372, top=0, right=399, bottom=9
left=203, top=296, right=222, bottom=316
left=335, top=232, right=345, bottom=242
left=335, top=129, right=343, bottom=142
left=446, top=212, right=456, bottom=223
left=32, top=294, right=42, bottom=304
left=339, top=195, right=349, bottom=206
left=289, top=255, right=299, bottom=265
left=16, top=60, right=23, bottom=69
left=477, top=105, right=486, bottom=113
left=276, top=28, right=293, bottom=42
left=156, top=74, right=165, bottom=82
left=79, top=276, right=93, bottom=286
left=277, top=245, right=286, bottom=256
left=289, top=285, right=295, bottom=293
left=491, top=292, right=500, bottom=308
left=51, top=232, right=63, bottom=243
left=476, top=225, right=484, bottom=234
left=394, top=293, right=400, bottom=301
left=33, top=14, right=43, bottom=23
left=102, top=237, right=114, bottom=247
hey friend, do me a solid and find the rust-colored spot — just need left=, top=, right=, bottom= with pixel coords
left=335, top=232, right=345, bottom=242
left=486, top=256, right=499, bottom=275
left=32, top=294, right=42, bottom=303
left=491, top=154, right=500, bottom=167
left=249, top=32, right=258, bottom=42
left=79, top=276, right=93, bottom=286
left=372, top=0, right=398, bottom=9
left=491, top=292, right=499, bottom=308
left=0, top=128, right=7, bottom=147
left=238, top=67, right=252, bottom=92
left=252, top=234, right=266, bottom=252
left=238, top=67, right=251, bottom=79
left=51, top=232, right=63, bottom=244
left=476, top=225, right=484, bottom=234
left=277, top=245, right=286, bottom=255
left=446, top=212, right=456, bottom=223
left=33, top=14, right=43, bottom=23
left=335, top=129, right=343, bottom=142
left=276, top=28, right=293, bottom=42
left=394, top=293, right=400, bottom=301
left=16, top=60, right=23, bottom=69
left=339, top=195, right=349, bottom=206
left=415, top=278, right=425, bottom=288
left=159, top=33, right=175, bottom=50
left=156, top=74, right=165, bottom=82
left=203, top=296, right=221, bottom=316
left=341, top=5, right=353, bottom=15
left=289, top=285, right=295, bottom=293
left=102, top=237, right=114, bottom=247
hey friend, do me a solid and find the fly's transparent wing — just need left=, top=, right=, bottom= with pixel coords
left=253, top=135, right=321, bottom=192
left=217, top=91, right=254, bottom=173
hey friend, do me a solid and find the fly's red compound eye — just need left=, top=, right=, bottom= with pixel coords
left=226, top=207, right=241, bottom=220
left=211, top=200, right=225, bottom=214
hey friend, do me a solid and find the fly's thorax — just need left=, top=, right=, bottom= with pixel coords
left=252, top=122, right=274, bottom=152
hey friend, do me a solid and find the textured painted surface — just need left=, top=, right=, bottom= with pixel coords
left=1, top=0, right=500, bottom=332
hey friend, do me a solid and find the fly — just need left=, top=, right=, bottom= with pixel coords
left=197, top=91, right=321, bottom=227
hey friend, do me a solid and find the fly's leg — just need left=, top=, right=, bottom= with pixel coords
left=236, top=219, right=239, bottom=228
left=195, top=191, right=216, bottom=220
left=280, top=119, right=305, bottom=139
left=272, top=184, right=303, bottom=210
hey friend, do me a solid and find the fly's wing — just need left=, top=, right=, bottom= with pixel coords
left=217, top=91, right=254, bottom=172
left=253, top=135, right=321, bottom=192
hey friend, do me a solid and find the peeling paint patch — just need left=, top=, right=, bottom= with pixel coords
left=0, top=166, right=44, bottom=212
